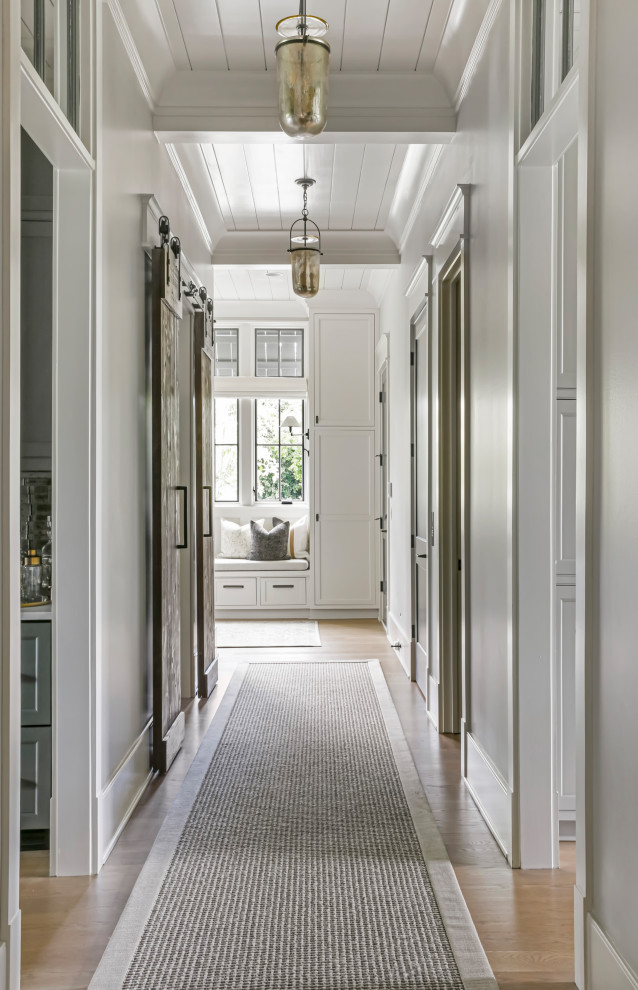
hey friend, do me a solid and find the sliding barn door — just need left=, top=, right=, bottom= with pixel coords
left=151, top=244, right=185, bottom=773
left=194, top=308, right=218, bottom=698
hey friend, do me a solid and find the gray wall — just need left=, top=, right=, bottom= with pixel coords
left=589, top=0, right=638, bottom=974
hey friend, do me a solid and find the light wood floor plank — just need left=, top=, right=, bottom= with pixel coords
left=20, top=620, right=576, bottom=990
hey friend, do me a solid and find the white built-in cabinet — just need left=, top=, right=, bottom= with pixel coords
left=312, top=313, right=378, bottom=609
left=554, top=142, right=578, bottom=840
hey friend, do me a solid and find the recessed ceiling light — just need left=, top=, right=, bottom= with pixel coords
left=265, top=271, right=284, bottom=278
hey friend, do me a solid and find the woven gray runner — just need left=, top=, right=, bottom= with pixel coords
left=90, top=662, right=497, bottom=990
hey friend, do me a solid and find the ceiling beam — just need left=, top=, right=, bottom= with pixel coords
left=153, top=71, right=456, bottom=144
left=212, top=231, right=400, bottom=268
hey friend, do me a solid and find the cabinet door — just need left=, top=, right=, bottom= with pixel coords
left=555, top=585, right=576, bottom=834
left=21, top=726, right=51, bottom=830
left=315, top=431, right=376, bottom=606
left=314, top=314, right=375, bottom=428
left=556, top=399, right=576, bottom=578
left=21, top=621, right=51, bottom=726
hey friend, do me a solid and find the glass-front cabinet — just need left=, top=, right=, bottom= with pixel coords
left=21, top=0, right=81, bottom=133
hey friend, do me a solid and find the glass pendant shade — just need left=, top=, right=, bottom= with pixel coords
left=275, top=6, right=329, bottom=137
left=290, top=247, right=320, bottom=298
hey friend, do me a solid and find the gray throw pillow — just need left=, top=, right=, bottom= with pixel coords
left=248, top=519, right=290, bottom=561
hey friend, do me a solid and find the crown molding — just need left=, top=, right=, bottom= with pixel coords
left=398, top=145, right=444, bottom=255
left=164, top=145, right=214, bottom=256
left=104, top=0, right=156, bottom=110
left=453, top=0, right=505, bottom=112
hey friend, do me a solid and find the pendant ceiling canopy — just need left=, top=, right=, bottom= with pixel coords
left=275, top=0, right=330, bottom=138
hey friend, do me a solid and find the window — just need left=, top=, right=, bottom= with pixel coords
left=21, top=0, right=80, bottom=132
left=214, top=328, right=239, bottom=377
left=214, top=398, right=239, bottom=501
left=561, top=0, right=580, bottom=79
left=255, top=399, right=304, bottom=501
left=531, top=0, right=546, bottom=129
left=256, top=328, right=304, bottom=377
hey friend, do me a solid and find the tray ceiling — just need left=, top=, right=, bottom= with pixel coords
left=157, top=0, right=456, bottom=73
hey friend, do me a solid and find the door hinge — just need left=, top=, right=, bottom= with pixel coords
left=411, top=442, right=415, bottom=457
left=379, top=390, right=385, bottom=403
left=411, top=624, right=416, bottom=639
left=411, top=534, right=415, bottom=549
left=410, top=351, right=415, bottom=366
left=316, top=513, right=319, bottom=522
left=458, top=559, right=462, bottom=571
left=380, top=581, right=385, bottom=594
left=431, top=511, right=435, bottom=547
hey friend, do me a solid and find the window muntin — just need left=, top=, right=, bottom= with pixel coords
left=214, top=328, right=239, bottom=377
left=255, top=328, right=304, bottom=378
left=255, top=399, right=304, bottom=502
left=214, top=398, right=239, bottom=501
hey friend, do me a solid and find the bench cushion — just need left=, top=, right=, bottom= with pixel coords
left=215, top=556, right=309, bottom=572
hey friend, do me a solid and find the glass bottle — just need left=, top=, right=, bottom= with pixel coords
left=41, top=515, right=52, bottom=601
left=21, top=550, right=42, bottom=604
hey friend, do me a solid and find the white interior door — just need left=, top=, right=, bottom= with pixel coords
left=413, top=326, right=430, bottom=699
left=315, top=430, right=376, bottom=607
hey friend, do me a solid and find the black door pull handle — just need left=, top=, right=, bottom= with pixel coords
left=203, top=485, right=213, bottom=538
left=176, top=486, right=188, bottom=549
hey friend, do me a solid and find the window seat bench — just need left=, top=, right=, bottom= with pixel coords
left=214, top=554, right=310, bottom=610
left=214, top=556, right=309, bottom=572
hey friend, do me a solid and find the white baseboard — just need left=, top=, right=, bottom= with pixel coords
left=575, top=886, right=585, bottom=990
left=588, top=915, right=638, bottom=990
left=98, top=720, right=153, bottom=867
left=463, top=726, right=512, bottom=858
left=386, top=610, right=411, bottom=676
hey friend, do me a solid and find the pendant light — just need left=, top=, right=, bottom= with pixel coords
left=289, top=178, right=322, bottom=298
left=275, top=0, right=330, bottom=138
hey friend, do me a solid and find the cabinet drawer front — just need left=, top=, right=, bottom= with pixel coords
left=261, top=577, right=307, bottom=607
left=215, top=577, right=257, bottom=607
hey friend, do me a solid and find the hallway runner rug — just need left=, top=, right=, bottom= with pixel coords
left=89, top=662, right=497, bottom=990
left=216, top=619, right=321, bottom=648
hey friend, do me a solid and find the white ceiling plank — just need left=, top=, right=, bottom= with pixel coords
left=202, top=145, right=236, bottom=229
left=229, top=269, right=257, bottom=299
left=259, top=0, right=347, bottom=71
left=216, top=0, right=267, bottom=70
left=374, top=143, right=408, bottom=229
left=341, top=0, right=390, bottom=71
left=269, top=272, right=293, bottom=301
left=378, top=0, right=435, bottom=71
left=329, top=145, right=366, bottom=229
left=249, top=270, right=275, bottom=299
left=153, top=0, right=192, bottom=69
left=244, top=145, right=282, bottom=229
left=214, top=269, right=239, bottom=300
left=323, top=269, right=345, bottom=290
left=417, top=0, right=456, bottom=71
left=171, top=0, right=228, bottom=70
left=213, top=145, right=259, bottom=230
left=303, top=144, right=335, bottom=231
left=342, top=268, right=365, bottom=290
left=352, top=144, right=397, bottom=230
left=274, top=144, right=306, bottom=228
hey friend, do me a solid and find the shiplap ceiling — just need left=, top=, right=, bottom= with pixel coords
left=161, top=0, right=456, bottom=73
left=203, top=143, right=408, bottom=232
left=214, top=267, right=391, bottom=300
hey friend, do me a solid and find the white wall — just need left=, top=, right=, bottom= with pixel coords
left=381, top=0, right=514, bottom=850
left=96, top=6, right=211, bottom=862
left=580, top=0, right=638, bottom=983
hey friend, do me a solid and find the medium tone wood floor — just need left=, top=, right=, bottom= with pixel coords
left=21, top=620, right=577, bottom=990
